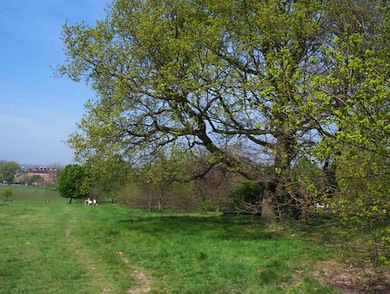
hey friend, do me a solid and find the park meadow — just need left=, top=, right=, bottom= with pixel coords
left=1, top=185, right=389, bottom=294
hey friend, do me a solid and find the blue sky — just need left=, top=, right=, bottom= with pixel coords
left=0, top=0, right=108, bottom=166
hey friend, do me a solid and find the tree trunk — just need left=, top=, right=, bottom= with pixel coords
left=272, top=132, right=299, bottom=221
left=69, top=197, right=73, bottom=204
left=261, top=181, right=277, bottom=223
left=158, top=192, right=164, bottom=212
left=148, top=192, right=152, bottom=212
left=323, top=155, right=339, bottom=198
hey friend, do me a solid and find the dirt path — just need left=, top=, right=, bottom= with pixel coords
left=127, top=270, right=152, bottom=294
left=65, top=228, right=115, bottom=292
left=65, top=228, right=153, bottom=293
left=119, top=255, right=152, bottom=294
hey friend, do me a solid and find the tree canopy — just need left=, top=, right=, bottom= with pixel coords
left=59, top=0, right=390, bottom=223
left=0, top=161, right=21, bottom=183
left=56, top=164, right=90, bottom=203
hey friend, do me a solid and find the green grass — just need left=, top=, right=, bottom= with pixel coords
left=0, top=186, right=339, bottom=293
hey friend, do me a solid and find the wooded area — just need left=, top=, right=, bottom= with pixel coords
left=58, top=0, right=390, bottom=264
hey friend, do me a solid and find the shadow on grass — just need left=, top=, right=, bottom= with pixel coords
left=117, top=213, right=283, bottom=241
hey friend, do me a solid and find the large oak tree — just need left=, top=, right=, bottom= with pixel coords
left=59, top=0, right=390, bottom=223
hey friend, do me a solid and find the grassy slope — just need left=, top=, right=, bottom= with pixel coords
left=0, top=186, right=338, bottom=293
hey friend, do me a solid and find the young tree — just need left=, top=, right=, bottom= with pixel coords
left=56, top=164, right=90, bottom=204
left=2, top=187, right=13, bottom=201
left=134, top=150, right=185, bottom=212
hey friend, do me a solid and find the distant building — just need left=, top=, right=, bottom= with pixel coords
left=26, top=167, right=60, bottom=185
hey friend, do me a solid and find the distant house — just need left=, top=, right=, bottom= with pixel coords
left=26, top=168, right=60, bottom=185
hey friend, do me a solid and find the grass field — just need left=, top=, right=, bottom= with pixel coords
left=0, top=185, right=339, bottom=293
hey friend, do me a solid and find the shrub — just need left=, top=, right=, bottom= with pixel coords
left=228, top=182, right=263, bottom=213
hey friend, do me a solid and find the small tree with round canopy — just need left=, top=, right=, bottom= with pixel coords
left=56, top=164, right=91, bottom=204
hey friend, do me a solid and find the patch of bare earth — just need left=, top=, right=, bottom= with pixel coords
left=118, top=255, right=152, bottom=294
left=126, top=269, right=152, bottom=294
left=309, top=260, right=390, bottom=293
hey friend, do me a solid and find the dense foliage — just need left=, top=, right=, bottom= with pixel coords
left=229, top=182, right=263, bottom=214
left=0, top=161, right=21, bottom=183
left=56, top=164, right=90, bottom=203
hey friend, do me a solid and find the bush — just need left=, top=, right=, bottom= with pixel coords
left=228, top=182, right=263, bottom=212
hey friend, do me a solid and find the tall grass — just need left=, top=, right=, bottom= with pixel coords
left=0, top=186, right=338, bottom=293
